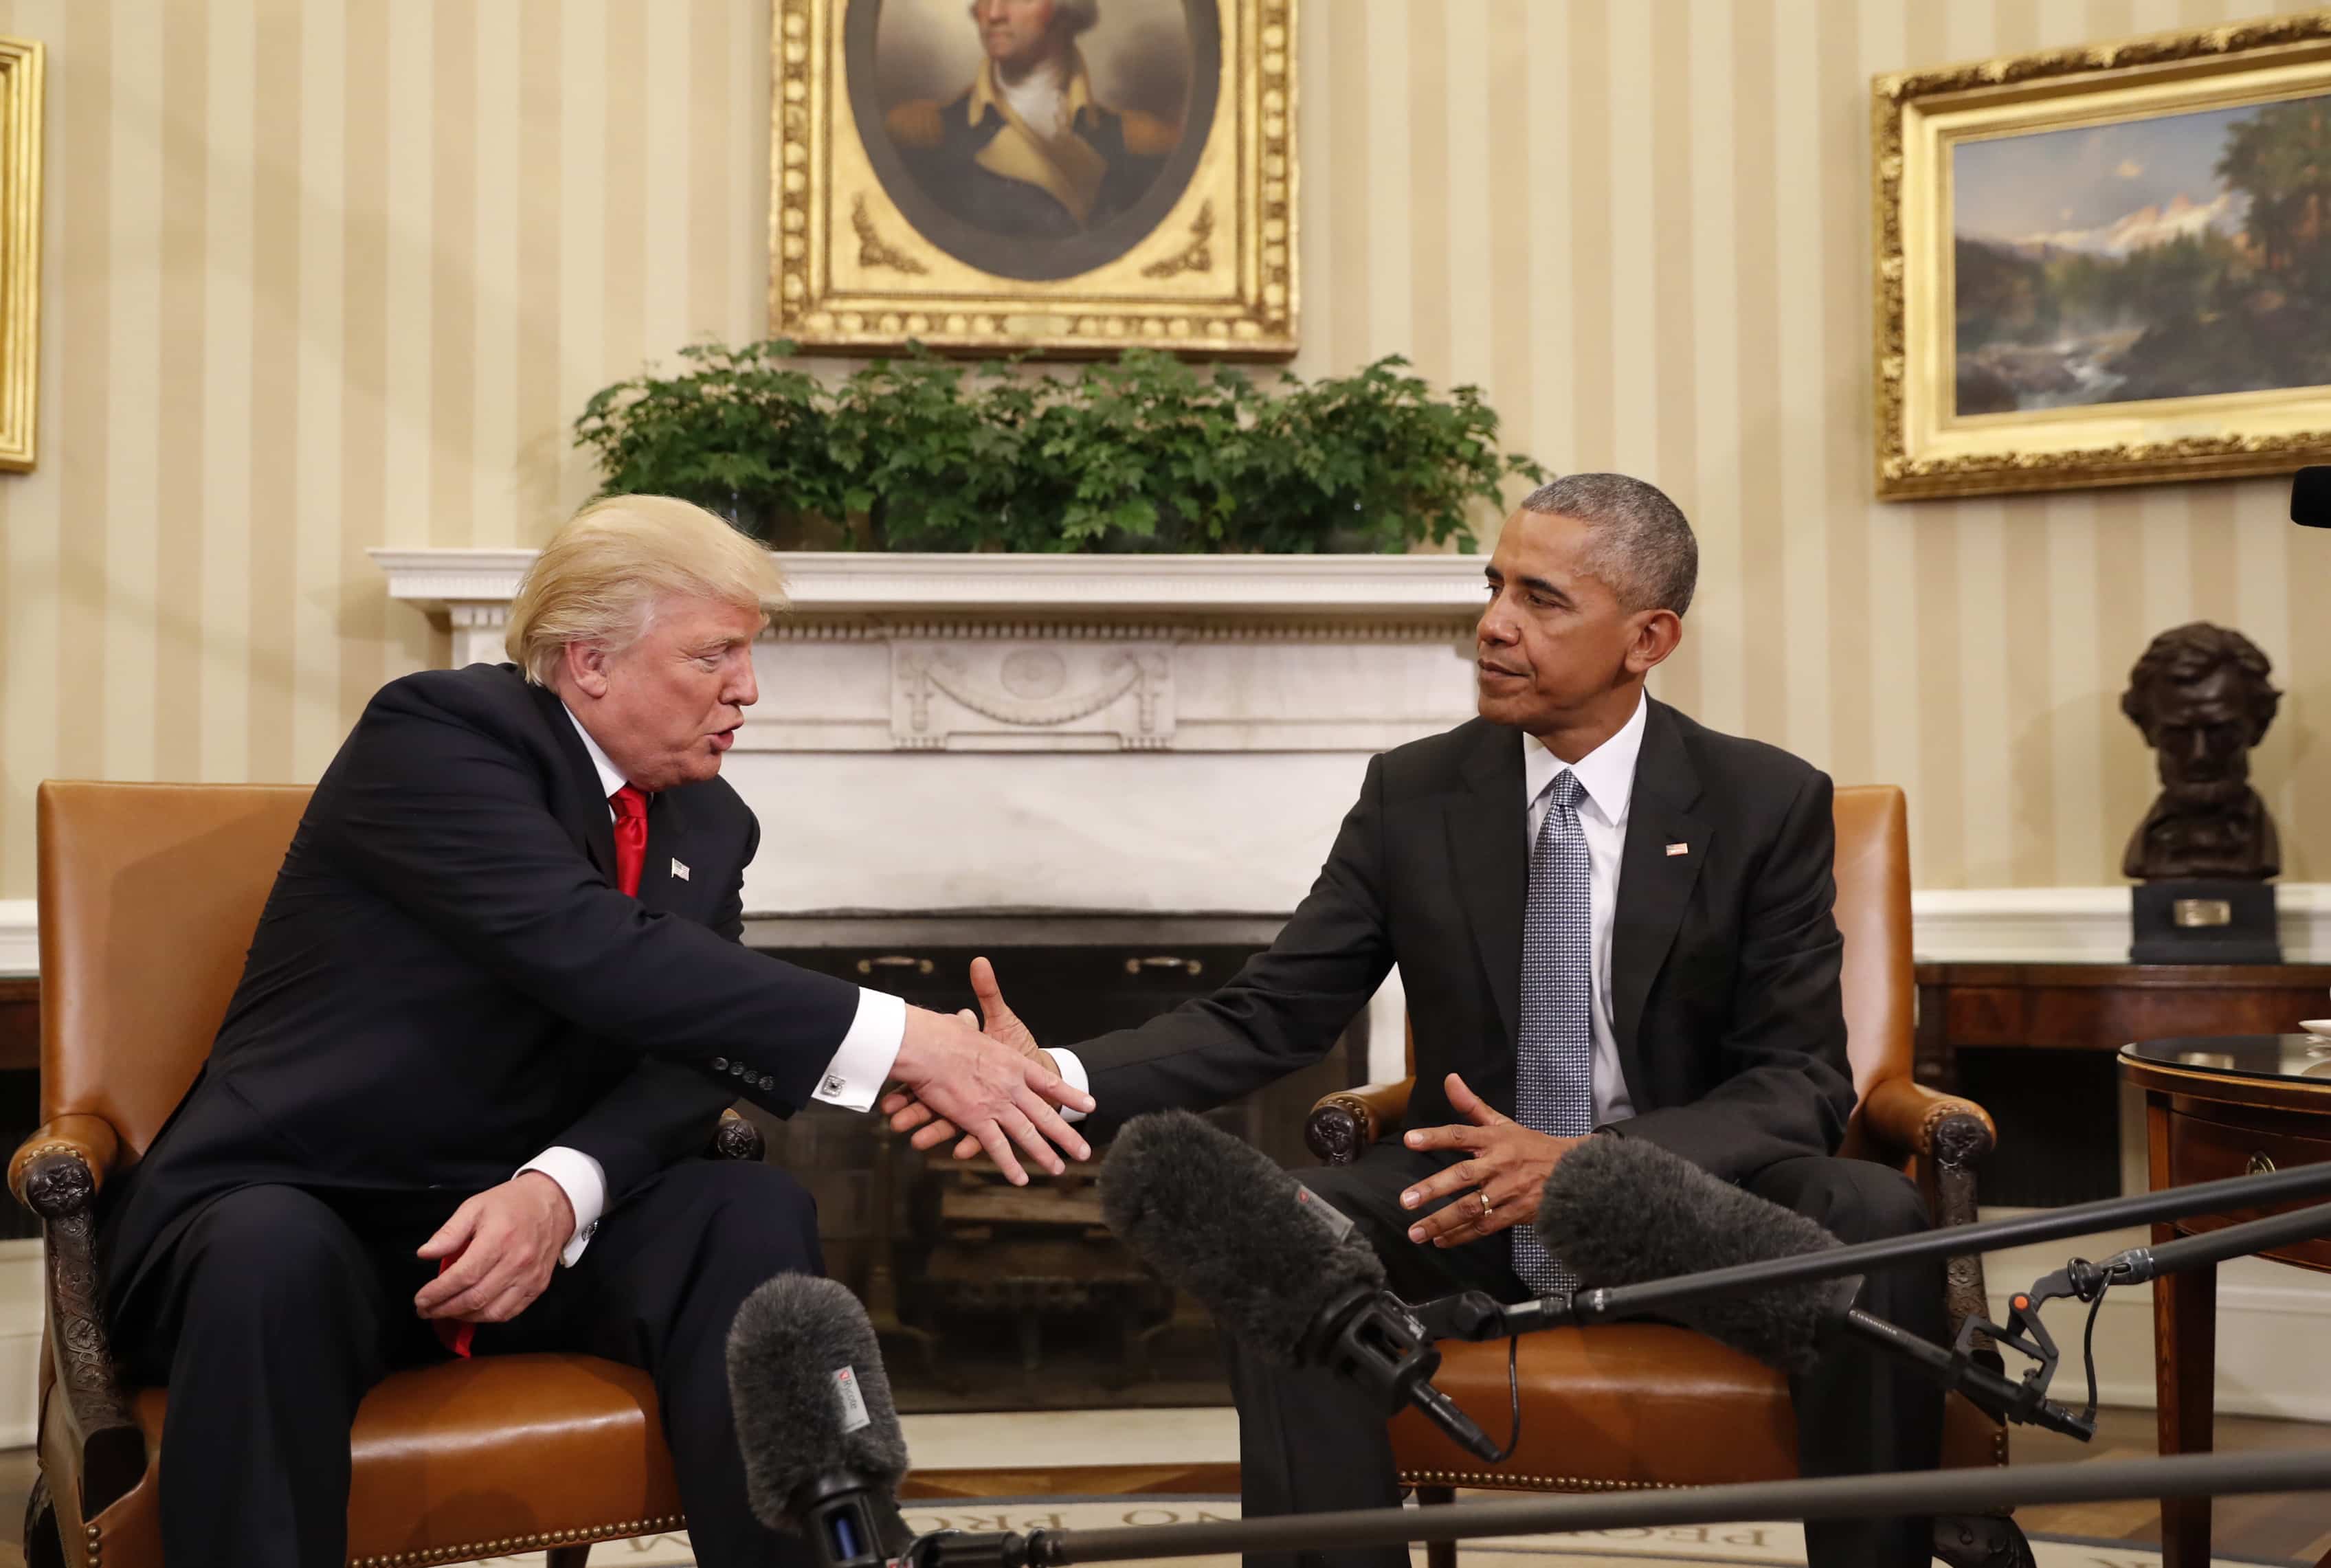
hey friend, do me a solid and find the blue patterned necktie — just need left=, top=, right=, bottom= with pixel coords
left=1510, top=769, right=1593, bottom=1295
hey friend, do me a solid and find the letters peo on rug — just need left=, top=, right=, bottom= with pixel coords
left=465, top=1498, right=2294, bottom=1567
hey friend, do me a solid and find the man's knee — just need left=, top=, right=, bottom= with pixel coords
left=668, top=1159, right=822, bottom=1275
left=178, top=1186, right=375, bottom=1307
left=1759, top=1158, right=1928, bottom=1246
left=1293, top=1159, right=1379, bottom=1211
left=1293, top=1156, right=1412, bottom=1256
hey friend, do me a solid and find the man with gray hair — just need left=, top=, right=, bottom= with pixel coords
left=893, top=473, right=1945, bottom=1568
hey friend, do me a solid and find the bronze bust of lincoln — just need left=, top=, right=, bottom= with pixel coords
left=2120, top=622, right=2281, bottom=881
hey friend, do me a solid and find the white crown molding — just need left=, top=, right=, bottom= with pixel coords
left=370, top=547, right=1491, bottom=620
left=0, top=900, right=33, bottom=978
left=1911, top=882, right=2331, bottom=964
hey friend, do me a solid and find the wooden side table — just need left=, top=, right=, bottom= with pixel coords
left=2122, top=1035, right=2331, bottom=1568
left=1917, top=964, right=2331, bottom=1088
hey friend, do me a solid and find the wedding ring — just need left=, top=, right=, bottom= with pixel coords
left=1478, top=1191, right=1494, bottom=1217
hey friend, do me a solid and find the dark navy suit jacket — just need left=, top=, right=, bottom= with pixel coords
left=100, top=663, right=861, bottom=1312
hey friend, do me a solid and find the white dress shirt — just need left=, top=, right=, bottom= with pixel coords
left=520, top=708, right=906, bottom=1265
left=1051, top=693, right=1649, bottom=1130
left=1521, top=693, right=1644, bottom=1129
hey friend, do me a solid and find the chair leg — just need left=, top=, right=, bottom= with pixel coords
left=23, top=1475, right=65, bottom=1568
left=1414, top=1485, right=1458, bottom=1568
left=545, top=1545, right=592, bottom=1568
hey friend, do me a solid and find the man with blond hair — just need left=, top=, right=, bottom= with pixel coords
left=98, top=496, right=1091, bottom=1568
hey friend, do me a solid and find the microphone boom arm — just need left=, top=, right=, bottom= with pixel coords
left=1410, top=1161, right=2331, bottom=1444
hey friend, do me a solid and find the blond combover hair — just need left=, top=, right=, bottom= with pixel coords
left=506, top=496, right=788, bottom=685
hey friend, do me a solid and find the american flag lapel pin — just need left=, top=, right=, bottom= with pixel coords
left=1666, top=842, right=1690, bottom=857
left=671, top=858, right=691, bottom=881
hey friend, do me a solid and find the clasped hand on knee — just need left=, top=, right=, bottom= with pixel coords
left=412, top=1170, right=575, bottom=1325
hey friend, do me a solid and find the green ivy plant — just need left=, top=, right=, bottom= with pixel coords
left=574, top=342, right=1545, bottom=553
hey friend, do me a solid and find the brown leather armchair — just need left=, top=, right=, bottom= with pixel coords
left=13, top=781, right=768, bottom=1568
left=1304, top=785, right=2026, bottom=1567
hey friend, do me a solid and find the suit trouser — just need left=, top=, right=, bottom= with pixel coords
left=111, top=1159, right=822, bottom=1568
left=1227, top=1145, right=1946, bottom=1568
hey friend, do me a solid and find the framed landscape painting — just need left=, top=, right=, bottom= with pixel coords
left=1874, top=14, right=2331, bottom=500
left=770, top=0, right=1297, bottom=359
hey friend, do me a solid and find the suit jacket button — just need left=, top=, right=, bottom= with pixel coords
left=713, top=1057, right=728, bottom=1071
left=763, top=1075, right=779, bottom=1090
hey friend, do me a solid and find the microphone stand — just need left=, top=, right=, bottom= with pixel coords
left=897, top=1446, right=2331, bottom=1567
left=1407, top=1158, right=2331, bottom=1440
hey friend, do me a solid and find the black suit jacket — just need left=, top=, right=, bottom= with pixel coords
left=1071, top=699, right=1856, bottom=1182
left=101, top=664, right=862, bottom=1307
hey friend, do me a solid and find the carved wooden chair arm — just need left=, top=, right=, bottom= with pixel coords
left=1858, top=1076, right=1999, bottom=1342
left=1304, top=1078, right=1418, bottom=1167
left=10, top=1119, right=147, bottom=1521
left=711, top=1107, right=766, bottom=1163
left=9, top=1115, right=121, bottom=1207
left=1858, top=1077, right=1997, bottom=1169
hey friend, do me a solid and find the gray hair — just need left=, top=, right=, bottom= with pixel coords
left=1519, top=473, right=1697, bottom=618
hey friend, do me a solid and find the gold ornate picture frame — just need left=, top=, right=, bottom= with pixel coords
left=1873, top=14, right=2331, bottom=501
left=770, top=0, right=1295, bottom=358
left=0, top=35, right=41, bottom=471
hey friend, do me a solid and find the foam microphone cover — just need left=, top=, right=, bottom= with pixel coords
left=1536, top=1134, right=1849, bottom=1374
left=1101, top=1108, right=1385, bottom=1365
left=726, top=1273, right=911, bottom=1533
left=2295, top=466, right=2331, bottom=528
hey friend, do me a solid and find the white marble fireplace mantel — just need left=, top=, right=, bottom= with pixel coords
left=371, top=548, right=1492, bottom=625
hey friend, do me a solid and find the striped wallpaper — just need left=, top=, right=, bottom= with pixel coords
left=0, top=0, right=2325, bottom=901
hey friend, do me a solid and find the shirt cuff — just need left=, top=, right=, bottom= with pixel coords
left=1047, top=1047, right=1092, bottom=1123
left=518, top=1145, right=607, bottom=1268
left=812, top=988, right=908, bottom=1112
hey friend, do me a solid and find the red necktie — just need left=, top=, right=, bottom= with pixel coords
left=438, top=783, right=651, bottom=1358
left=609, top=784, right=649, bottom=897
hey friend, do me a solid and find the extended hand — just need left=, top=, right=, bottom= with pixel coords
left=889, top=979, right=1090, bottom=1185
left=414, top=1171, right=574, bottom=1324
left=1398, top=1073, right=1585, bottom=1248
left=881, top=957, right=1058, bottom=1162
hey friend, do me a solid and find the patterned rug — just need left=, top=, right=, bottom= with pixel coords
left=468, top=1498, right=2292, bottom=1567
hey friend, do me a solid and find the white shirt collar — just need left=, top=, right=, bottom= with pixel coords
left=1522, top=691, right=1649, bottom=826
left=561, top=702, right=631, bottom=800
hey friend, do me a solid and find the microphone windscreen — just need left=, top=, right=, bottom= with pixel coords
left=1101, top=1108, right=1385, bottom=1365
left=1536, top=1135, right=1848, bottom=1374
left=2295, top=467, right=2331, bottom=528
left=726, top=1273, right=910, bottom=1532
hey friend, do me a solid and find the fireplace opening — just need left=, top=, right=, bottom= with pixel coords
left=745, top=918, right=1371, bottom=1412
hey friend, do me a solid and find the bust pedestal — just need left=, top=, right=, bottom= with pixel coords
left=2130, top=880, right=2281, bottom=965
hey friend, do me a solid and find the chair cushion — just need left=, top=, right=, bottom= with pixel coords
left=1390, top=1325, right=2007, bottom=1491
left=75, top=1354, right=687, bottom=1567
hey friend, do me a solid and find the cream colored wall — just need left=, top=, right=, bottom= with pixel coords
left=0, top=0, right=2325, bottom=899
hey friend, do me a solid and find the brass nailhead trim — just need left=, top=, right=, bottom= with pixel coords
left=347, top=1514, right=686, bottom=1568
left=1403, top=1469, right=1686, bottom=1494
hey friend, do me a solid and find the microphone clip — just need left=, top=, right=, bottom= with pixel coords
left=1945, top=1266, right=2097, bottom=1440
left=1301, top=1285, right=1444, bottom=1414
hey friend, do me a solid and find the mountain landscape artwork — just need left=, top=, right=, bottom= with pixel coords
left=1951, top=93, right=2331, bottom=416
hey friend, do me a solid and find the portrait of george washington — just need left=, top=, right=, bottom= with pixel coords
left=848, top=0, right=1220, bottom=282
